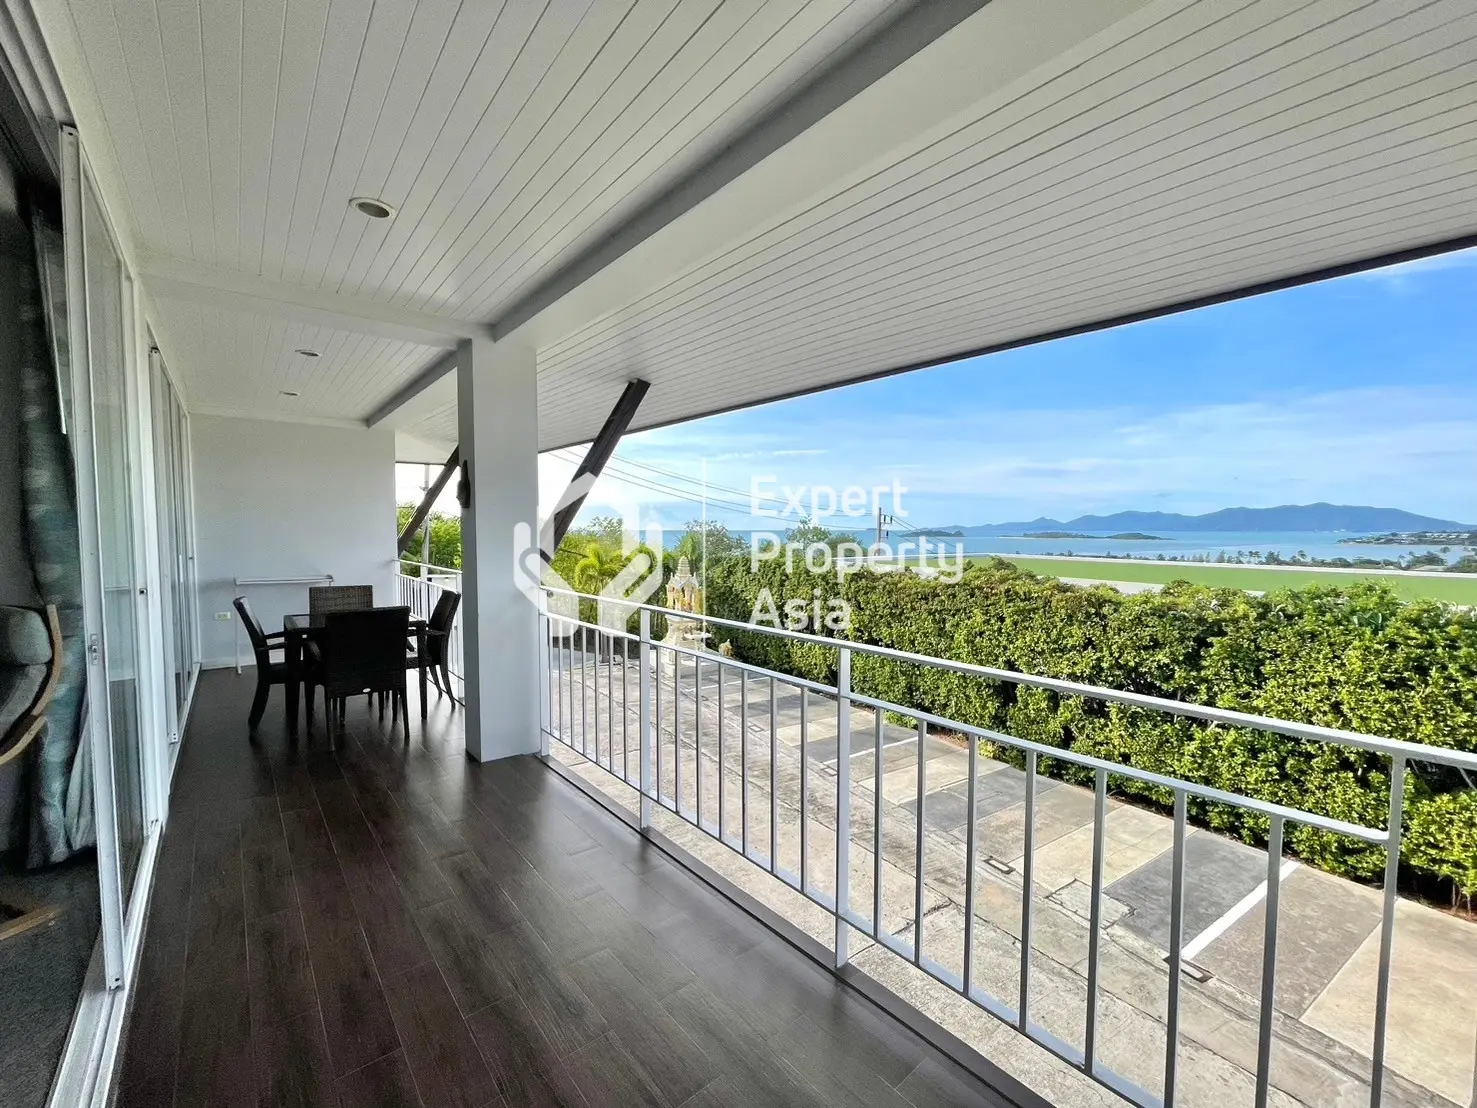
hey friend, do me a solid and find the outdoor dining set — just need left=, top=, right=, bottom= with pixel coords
left=233, top=584, right=460, bottom=734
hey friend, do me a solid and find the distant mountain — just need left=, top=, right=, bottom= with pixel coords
left=943, top=503, right=1474, bottom=535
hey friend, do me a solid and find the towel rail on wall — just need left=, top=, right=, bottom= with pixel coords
left=231, top=574, right=334, bottom=673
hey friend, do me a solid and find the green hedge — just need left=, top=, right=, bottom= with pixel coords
left=701, top=557, right=1477, bottom=895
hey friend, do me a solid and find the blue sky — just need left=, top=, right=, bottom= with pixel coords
left=534, top=245, right=1477, bottom=532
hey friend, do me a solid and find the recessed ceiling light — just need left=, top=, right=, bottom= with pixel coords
left=279, top=390, right=300, bottom=398
left=295, top=348, right=320, bottom=358
left=349, top=196, right=395, bottom=219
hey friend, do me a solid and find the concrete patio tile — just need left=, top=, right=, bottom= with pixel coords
left=879, top=762, right=926, bottom=804
left=903, top=766, right=1065, bottom=834
left=851, top=940, right=1119, bottom=1108
left=1199, top=865, right=1383, bottom=1020
left=1107, top=830, right=1267, bottom=952
left=1102, top=803, right=1173, bottom=847
left=918, top=745, right=972, bottom=786
left=972, top=784, right=1097, bottom=867
left=1204, top=1010, right=1430, bottom=1108
left=1303, top=899, right=1477, bottom=1105
left=1047, top=879, right=1133, bottom=928
left=1027, top=808, right=1176, bottom=895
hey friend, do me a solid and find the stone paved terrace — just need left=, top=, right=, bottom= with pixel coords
left=551, top=648, right=1477, bottom=1108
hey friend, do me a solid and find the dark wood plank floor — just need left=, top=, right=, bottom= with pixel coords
left=115, top=670, right=1013, bottom=1108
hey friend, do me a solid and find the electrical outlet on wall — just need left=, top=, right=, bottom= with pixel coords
left=215, top=611, right=232, bottom=621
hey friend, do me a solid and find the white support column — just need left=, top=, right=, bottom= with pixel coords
left=457, top=336, right=540, bottom=762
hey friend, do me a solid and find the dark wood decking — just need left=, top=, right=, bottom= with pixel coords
left=115, top=669, right=1010, bottom=1108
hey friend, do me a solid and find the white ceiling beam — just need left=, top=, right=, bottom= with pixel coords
left=365, top=349, right=456, bottom=427
left=137, top=255, right=490, bottom=348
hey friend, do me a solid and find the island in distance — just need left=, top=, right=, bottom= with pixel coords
left=942, top=503, right=1474, bottom=536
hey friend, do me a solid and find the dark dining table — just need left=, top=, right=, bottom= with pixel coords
left=282, top=612, right=428, bottom=729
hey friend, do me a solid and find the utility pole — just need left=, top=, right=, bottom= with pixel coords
left=876, top=509, right=894, bottom=547
left=421, top=463, right=432, bottom=576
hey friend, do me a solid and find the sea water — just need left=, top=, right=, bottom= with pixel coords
left=681, top=530, right=1474, bottom=565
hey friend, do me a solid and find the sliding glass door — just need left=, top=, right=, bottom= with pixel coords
left=79, top=180, right=147, bottom=909
left=149, top=349, right=198, bottom=755
left=61, top=127, right=162, bottom=987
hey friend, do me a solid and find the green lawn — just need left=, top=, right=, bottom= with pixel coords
left=983, top=556, right=1477, bottom=604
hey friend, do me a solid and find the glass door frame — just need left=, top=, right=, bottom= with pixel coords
left=60, top=125, right=166, bottom=988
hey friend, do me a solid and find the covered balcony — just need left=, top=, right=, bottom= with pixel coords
left=115, top=590, right=1477, bottom=1108
left=0, top=0, right=1473, bottom=1105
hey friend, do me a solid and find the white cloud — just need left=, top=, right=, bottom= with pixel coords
left=1349, top=245, right=1477, bottom=288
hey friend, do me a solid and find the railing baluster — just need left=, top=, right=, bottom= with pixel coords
left=769, top=676, right=779, bottom=875
left=963, top=732, right=978, bottom=994
left=539, top=611, right=550, bottom=756
left=1369, top=754, right=1406, bottom=1108
left=560, top=625, right=569, bottom=744
left=639, top=611, right=653, bottom=830
left=740, top=672, right=749, bottom=858
left=592, top=632, right=602, bottom=765
left=1019, top=750, right=1037, bottom=1030
left=1165, top=790, right=1188, bottom=1107
left=695, top=657, right=705, bottom=831
left=654, top=643, right=663, bottom=808
left=544, top=614, right=554, bottom=748
left=800, top=688, right=809, bottom=893
left=914, top=717, right=926, bottom=964
left=580, top=629, right=589, bottom=758
left=835, top=647, right=852, bottom=968
left=622, top=634, right=630, bottom=784
left=873, top=710, right=884, bottom=940
left=1085, top=767, right=1108, bottom=1074
left=674, top=650, right=682, bottom=815
left=717, top=663, right=727, bottom=842
left=606, top=633, right=615, bottom=771
left=1254, top=814, right=1284, bottom=1108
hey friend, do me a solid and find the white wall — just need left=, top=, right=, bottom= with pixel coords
left=191, top=415, right=397, bottom=668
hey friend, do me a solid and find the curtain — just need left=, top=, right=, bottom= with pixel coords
left=20, top=211, right=91, bottom=866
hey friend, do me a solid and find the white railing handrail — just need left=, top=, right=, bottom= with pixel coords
left=538, top=584, right=1477, bottom=772
left=397, top=570, right=465, bottom=701
left=397, top=559, right=462, bottom=577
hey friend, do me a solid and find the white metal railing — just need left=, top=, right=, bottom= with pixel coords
left=397, top=563, right=463, bottom=700
left=536, top=584, right=1477, bottom=1108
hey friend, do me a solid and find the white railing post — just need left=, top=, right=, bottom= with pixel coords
left=538, top=592, right=551, bottom=757
left=639, top=608, right=653, bottom=831
left=834, top=646, right=852, bottom=969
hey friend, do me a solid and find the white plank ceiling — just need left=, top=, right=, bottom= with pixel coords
left=147, top=296, right=442, bottom=423
left=529, top=0, right=1477, bottom=448
left=56, top=0, right=897, bottom=311
left=48, top=0, right=901, bottom=416
left=39, top=0, right=1477, bottom=450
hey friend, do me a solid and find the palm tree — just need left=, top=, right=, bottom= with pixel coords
left=573, top=542, right=625, bottom=595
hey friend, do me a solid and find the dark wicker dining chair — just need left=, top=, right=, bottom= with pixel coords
left=407, top=590, right=460, bottom=702
left=307, top=584, right=374, bottom=618
left=234, top=596, right=290, bottom=730
left=304, top=606, right=411, bottom=733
